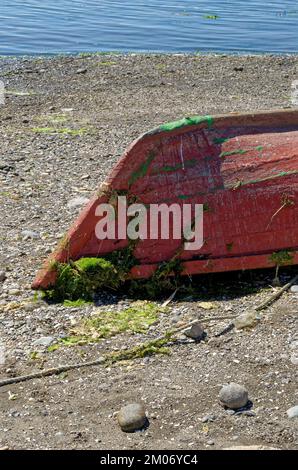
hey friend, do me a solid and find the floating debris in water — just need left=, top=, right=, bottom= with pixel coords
left=204, top=15, right=220, bottom=20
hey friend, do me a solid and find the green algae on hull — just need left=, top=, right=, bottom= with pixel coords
left=159, top=115, right=213, bottom=132
left=128, top=150, right=156, bottom=187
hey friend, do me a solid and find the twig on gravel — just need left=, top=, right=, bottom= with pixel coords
left=3, top=274, right=296, bottom=390
left=0, top=316, right=232, bottom=388
left=214, top=322, right=235, bottom=337
left=162, top=288, right=179, bottom=307
left=0, top=357, right=106, bottom=388
left=0, top=321, right=191, bottom=387
left=255, top=273, right=298, bottom=311
left=214, top=273, right=298, bottom=337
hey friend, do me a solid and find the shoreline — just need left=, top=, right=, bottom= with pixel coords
left=1, top=51, right=298, bottom=60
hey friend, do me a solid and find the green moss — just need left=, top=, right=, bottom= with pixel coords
left=47, top=301, right=168, bottom=354
left=47, top=344, right=60, bottom=352
left=128, top=151, right=156, bottom=187
left=159, top=115, right=213, bottom=132
left=97, top=61, right=117, bottom=66
left=78, top=52, right=92, bottom=57
left=213, top=137, right=229, bottom=144
left=47, top=114, right=68, bottom=124
left=269, top=250, right=294, bottom=266
left=68, top=301, right=165, bottom=342
left=31, top=127, right=90, bottom=136
left=203, top=203, right=211, bottom=212
left=43, top=241, right=183, bottom=302
left=220, top=149, right=248, bottom=158
left=130, top=257, right=182, bottom=298
left=204, top=14, right=220, bottom=19
left=50, top=334, right=171, bottom=362
left=63, top=299, right=92, bottom=307
left=45, top=257, right=120, bottom=302
left=106, top=336, right=171, bottom=364
left=29, top=351, right=41, bottom=360
left=269, top=250, right=294, bottom=281
left=155, top=63, right=167, bottom=70
left=220, top=146, right=265, bottom=159
left=44, top=244, right=137, bottom=302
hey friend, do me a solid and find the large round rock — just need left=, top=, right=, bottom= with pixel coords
left=219, top=383, right=248, bottom=410
left=117, top=403, right=147, bottom=432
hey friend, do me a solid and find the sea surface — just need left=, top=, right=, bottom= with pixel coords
left=0, top=1, right=298, bottom=55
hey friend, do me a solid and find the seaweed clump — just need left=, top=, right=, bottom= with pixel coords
left=57, top=301, right=165, bottom=346
left=106, top=335, right=172, bottom=365
left=45, top=257, right=121, bottom=302
left=130, top=257, right=183, bottom=298
left=44, top=245, right=183, bottom=302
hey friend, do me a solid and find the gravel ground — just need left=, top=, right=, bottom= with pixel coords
left=0, top=53, right=297, bottom=450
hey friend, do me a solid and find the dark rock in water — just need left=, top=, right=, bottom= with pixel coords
left=117, top=403, right=147, bottom=432
left=184, top=322, right=205, bottom=341
left=219, top=383, right=249, bottom=410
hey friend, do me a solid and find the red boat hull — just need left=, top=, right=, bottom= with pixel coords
left=32, top=109, right=298, bottom=289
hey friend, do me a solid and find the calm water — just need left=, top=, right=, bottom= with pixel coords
left=0, top=1, right=298, bottom=55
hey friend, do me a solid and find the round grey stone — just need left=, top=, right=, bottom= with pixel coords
left=117, top=403, right=147, bottom=432
left=219, top=383, right=249, bottom=410
left=184, top=322, right=205, bottom=341
left=290, top=285, right=298, bottom=293
left=33, top=336, right=55, bottom=348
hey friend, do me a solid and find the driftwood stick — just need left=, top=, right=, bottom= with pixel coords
left=0, top=357, right=106, bottom=388
left=2, top=273, right=296, bottom=389
left=0, top=315, right=234, bottom=388
left=215, top=273, right=298, bottom=337
left=255, top=274, right=298, bottom=312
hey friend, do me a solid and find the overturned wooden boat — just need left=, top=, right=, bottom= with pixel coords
left=32, top=109, right=298, bottom=290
